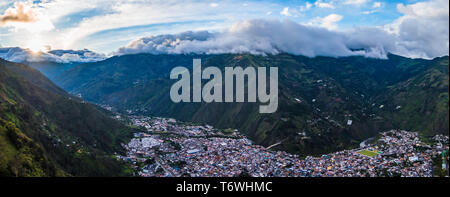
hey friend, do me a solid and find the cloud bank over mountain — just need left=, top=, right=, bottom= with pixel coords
left=0, top=47, right=106, bottom=63
left=117, top=0, right=448, bottom=59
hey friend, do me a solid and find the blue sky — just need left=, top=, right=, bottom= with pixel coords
left=0, top=0, right=448, bottom=58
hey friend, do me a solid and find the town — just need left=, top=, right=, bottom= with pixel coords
left=115, top=114, right=449, bottom=177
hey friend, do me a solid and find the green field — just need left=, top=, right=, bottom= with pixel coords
left=358, top=150, right=379, bottom=157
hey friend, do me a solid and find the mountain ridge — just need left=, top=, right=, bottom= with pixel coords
left=0, top=58, right=133, bottom=176
left=52, top=53, right=449, bottom=155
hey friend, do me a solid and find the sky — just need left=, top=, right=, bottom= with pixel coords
left=0, top=0, right=448, bottom=61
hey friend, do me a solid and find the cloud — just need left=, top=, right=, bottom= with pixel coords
left=362, top=2, right=384, bottom=14
left=314, top=0, right=335, bottom=9
left=385, top=0, right=449, bottom=59
left=280, top=7, right=291, bottom=16
left=0, top=47, right=106, bottom=63
left=0, top=0, right=277, bottom=53
left=372, top=2, right=382, bottom=8
left=344, top=0, right=369, bottom=6
left=0, top=2, right=54, bottom=33
left=116, top=19, right=381, bottom=58
left=308, top=14, right=343, bottom=30
left=116, top=12, right=449, bottom=60
left=0, top=2, right=39, bottom=25
left=1, top=0, right=447, bottom=61
left=281, top=2, right=312, bottom=17
left=300, top=2, right=313, bottom=12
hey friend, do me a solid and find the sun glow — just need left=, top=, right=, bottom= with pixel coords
left=26, top=39, right=50, bottom=53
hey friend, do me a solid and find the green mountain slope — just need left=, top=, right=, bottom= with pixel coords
left=25, top=61, right=81, bottom=82
left=4, top=60, right=70, bottom=97
left=375, top=56, right=449, bottom=135
left=55, top=53, right=449, bottom=155
left=0, top=58, right=133, bottom=176
left=0, top=118, right=66, bottom=176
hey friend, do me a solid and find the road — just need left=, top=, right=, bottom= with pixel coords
left=360, top=137, right=374, bottom=148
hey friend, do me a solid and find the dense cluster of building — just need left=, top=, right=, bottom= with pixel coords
left=116, top=115, right=449, bottom=177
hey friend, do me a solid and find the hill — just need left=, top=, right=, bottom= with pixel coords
left=55, top=53, right=449, bottom=155
left=0, top=58, right=133, bottom=176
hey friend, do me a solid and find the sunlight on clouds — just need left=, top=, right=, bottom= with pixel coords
left=280, top=7, right=291, bottom=16
left=0, top=2, right=55, bottom=52
left=0, top=2, right=54, bottom=32
left=25, top=35, right=51, bottom=53
left=0, top=0, right=447, bottom=60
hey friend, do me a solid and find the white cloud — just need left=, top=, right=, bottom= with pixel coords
left=372, top=2, right=382, bottom=8
left=299, top=2, right=313, bottom=12
left=344, top=0, right=369, bottom=6
left=0, top=0, right=276, bottom=53
left=314, top=0, right=335, bottom=9
left=280, top=7, right=291, bottom=16
left=1, top=0, right=448, bottom=61
left=210, top=3, right=219, bottom=7
left=0, top=2, right=39, bottom=25
left=362, top=10, right=376, bottom=15
left=116, top=19, right=357, bottom=57
left=362, top=2, right=383, bottom=14
left=308, top=14, right=343, bottom=30
left=115, top=19, right=386, bottom=59
left=116, top=9, right=449, bottom=60
left=0, top=47, right=106, bottom=63
left=385, top=0, right=449, bottom=59
left=0, top=2, right=54, bottom=33
left=281, top=2, right=312, bottom=17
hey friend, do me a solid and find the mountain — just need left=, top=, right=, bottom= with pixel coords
left=0, top=47, right=107, bottom=84
left=0, top=47, right=106, bottom=63
left=55, top=53, right=449, bottom=155
left=0, top=58, right=133, bottom=176
left=25, top=61, right=82, bottom=82
left=2, top=60, right=71, bottom=97
left=375, top=56, right=449, bottom=135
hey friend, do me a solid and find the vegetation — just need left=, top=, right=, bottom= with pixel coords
left=53, top=53, right=449, bottom=156
left=0, top=58, right=133, bottom=176
left=358, top=150, right=379, bottom=157
left=0, top=118, right=66, bottom=176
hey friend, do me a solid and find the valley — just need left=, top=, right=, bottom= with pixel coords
left=0, top=0, right=448, bottom=181
left=1, top=52, right=448, bottom=177
left=114, top=113, right=449, bottom=177
left=47, top=53, right=449, bottom=155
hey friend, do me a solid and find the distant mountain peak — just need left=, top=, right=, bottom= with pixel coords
left=0, top=47, right=106, bottom=63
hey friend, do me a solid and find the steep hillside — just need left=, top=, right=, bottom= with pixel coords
left=55, top=53, right=449, bottom=155
left=0, top=58, right=133, bottom=176
left=0, top=118, right=66, bottom=176
left=25, top=61, right=81, bottom=82
left=3, top=60, right=70, bottom=97
left=375, top=56, right=449, bottom=136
